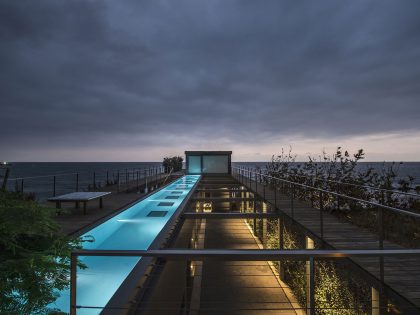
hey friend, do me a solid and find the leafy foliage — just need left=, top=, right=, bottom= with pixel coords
left=262, top=218, right=370, bottom=314
left=162, top=156, right=183, bottom=173
left=264, top=147, right=420, bottom=247
left=0, top=191, right=84, bottom=314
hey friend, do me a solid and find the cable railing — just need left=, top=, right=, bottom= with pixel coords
left=240, top=164, right=420, bottom=198
left=234, top=166, right=420, bottom=217
left=69, top=248, right=420, bottom=315
left=233, top=166, right=420, bottom=250
left=2, top=165, right=168, bottom=200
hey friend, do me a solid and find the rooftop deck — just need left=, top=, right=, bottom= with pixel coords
left=68, top=170, right=420, bottom=314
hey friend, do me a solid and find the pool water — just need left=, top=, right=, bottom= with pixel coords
left=50, top=175, right=200, bottom=314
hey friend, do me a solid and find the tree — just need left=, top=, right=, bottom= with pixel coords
left=0, top=191, right=84, bottom=314
left=162, top=156, right=183, bottom=173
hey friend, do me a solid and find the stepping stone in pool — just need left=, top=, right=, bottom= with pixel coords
left=147, top=211, right=168, bottom=217
left=158, top=202, right=174, bottom=207
left=165, top=196, right=179, bottom=199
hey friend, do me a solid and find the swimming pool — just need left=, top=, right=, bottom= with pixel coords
left=50, top=175, right=200, bottom=314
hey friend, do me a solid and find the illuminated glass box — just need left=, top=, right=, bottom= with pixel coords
left=185, top=151, right=232, bottom=174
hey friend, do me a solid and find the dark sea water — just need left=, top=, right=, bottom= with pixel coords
left=233, top=162, right=420, bottom=186
left=1, top=161, right=420, bottom=201
left=0, top=162, right=163, bottom=201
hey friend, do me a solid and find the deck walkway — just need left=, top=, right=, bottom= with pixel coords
left=52, top=173, right=180, bottom=235
left=189, top=175, right=303, bottom=314
left=233, top=172, right=420, bottom=312
left=135, top=175, right=304, bottom=314
left=200, top=218, right=301, bottom=315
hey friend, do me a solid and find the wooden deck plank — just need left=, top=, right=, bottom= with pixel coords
left=233, top=173, right=420, bottom=310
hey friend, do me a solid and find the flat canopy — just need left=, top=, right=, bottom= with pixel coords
left=185, top=151, right=232, bottom=155
left=48, top=192, right=111, bottom=201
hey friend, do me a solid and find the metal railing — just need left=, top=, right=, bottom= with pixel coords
left=233, top=166, right=420, bottom=249
left=3, top=165, right=167, bottom=200
left=258, top=167, right=420, bottom=198
left=66, top=170, right=420, bottom=315
left=69, top=248, right=420, bottom=315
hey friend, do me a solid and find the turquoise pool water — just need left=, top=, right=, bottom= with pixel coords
left=50, top=175, right=200, bottom=314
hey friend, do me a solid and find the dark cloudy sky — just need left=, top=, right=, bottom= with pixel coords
left=1, top=1, right=420, bottom=161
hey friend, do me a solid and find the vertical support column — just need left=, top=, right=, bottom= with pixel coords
left=291, top=184, right=295, bottom=220
left=145, top=169, right=148, bottom=193
left=262, top=202, right=267, bottom=247
left=253, top=191, right=257, bottom=235
left=53, top=175, right=56, bottom=197
left=372, top=287, right=380, bottom=315
left=117, top=171, right=120, bottom=193
left=306, top=236, right=315, bottom=315
left=319, top=190, right=324, bottom=241
left=70, top=254, right=77, bottom=315
left=336, top=182, right=340, bottom=211
left=136, top=171, right=139, bottom=192
left=76, top=173, right=79, bottom=192
left=278, top=217, right=284, bottom=280
left=274, top=178, right=278, bottom=210
left=378, top=206, right=385, bottom=315
left=262, top=171, right=266, bottom=201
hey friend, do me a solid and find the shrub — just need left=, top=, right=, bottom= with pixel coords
left=162, top=156, right=183, bottom=173
left=0, top=191, right=84, bottom=314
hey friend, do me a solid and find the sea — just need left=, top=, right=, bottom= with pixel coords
left=1, top=161, right=420, bottom=201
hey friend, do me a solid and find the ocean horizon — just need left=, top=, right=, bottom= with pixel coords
left=1, top=161, right=420, bottom=201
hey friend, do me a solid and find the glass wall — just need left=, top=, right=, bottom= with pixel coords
left=202, top=155, right=228, bottom=173
left=188, top=156, right=202, bottom=174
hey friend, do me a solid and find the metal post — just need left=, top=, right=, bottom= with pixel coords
left=136, top=171, right=139, bottom=191
left=278, top=217, right=284, bottom=280
left=336, top=182, right=340, bottom=211
left=21, top=179, right=24, bottom=194
left=305, top=237, right=315, bottom=315
left=320, top=190, right=324, bottom=240
left=76, top=173, right=79, bottom=192
left=93, top=172, right=96, bottom=190
left=117, top=171, right=120, bottom=192
left=378, top=206, right=385, bottom=313
left=126, top=168, right=128, bottom=185
left=254, top=170, right=257, bottom=193
left=145, top=169, right=148, bottom=193
left=308, top=257, right=315, bottom=315
left=53, top=175, right=56, bottom=197
left=274, top=179, right=277, bottom=209
left=70, top=254, right=77, bottom=315
left=106, top=170, right=109, bottom=185
left=253, top=191, right=257, bottom=235
left=262, top=171, right=266, bottom=201
left=372, top=287, right=380, bottom=315
left=291, top=184, right=295, bottom=219
left=279, top=217, right=284, bottom=249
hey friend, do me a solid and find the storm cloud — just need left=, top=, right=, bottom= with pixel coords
left=1, top=0, right=420, bottom=161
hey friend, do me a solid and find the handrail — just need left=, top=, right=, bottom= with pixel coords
left=233, top=166, right=420, bottom=220
left=71, top=248, right=420, bottom=258
left=236, top=164, right=420, bottom=198
left=267, top=168, right=420, bottom=198
left=8, top=166, right=164, bottom=181
left=69, top=247, right=420, bottom=315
